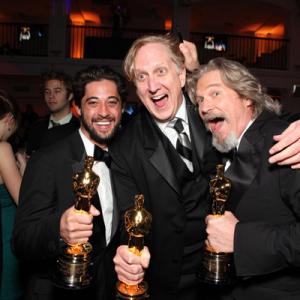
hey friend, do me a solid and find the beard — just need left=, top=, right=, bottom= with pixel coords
left=81, top=114, right=121, bottom=146
left=212, top=131, right=239, bottom=153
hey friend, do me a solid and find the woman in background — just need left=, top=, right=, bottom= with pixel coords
left=0, top=90, right=26, bottom=299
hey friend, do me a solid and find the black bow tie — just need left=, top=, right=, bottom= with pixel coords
left=93, top=146, right=111, bottom=168
left=222, top=148, right=237, bottom=162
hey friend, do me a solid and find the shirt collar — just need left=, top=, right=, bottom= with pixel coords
left=78, top=128, right=108, bottom=156
left=49, top=112, right=72, bottom=127
left=237, top=118, right=255, bottom=150
left=78, top=129, right=94, bottom=157
left=155, top=95, right=188, bottom=131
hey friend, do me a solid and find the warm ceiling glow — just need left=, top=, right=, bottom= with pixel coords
left=239, top=23, right=262, bottom=34
left=165, top=19, right=172, bottom=31
left=257, top=23, right=285, bottom=38
left=70, top=12, right=85, bottom=25
left=70, top=11, right=101, bottom=26
left=240, top=22, right=285, bottom=38
left=81, top=11, right=101, bottom=25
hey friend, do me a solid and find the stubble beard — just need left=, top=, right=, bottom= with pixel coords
left=81, top=115, right=121, bottom=146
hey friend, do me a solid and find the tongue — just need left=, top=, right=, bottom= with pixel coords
left=210, top=120, right=223, bottom=132
left=154, top=97, right=167, bottom=108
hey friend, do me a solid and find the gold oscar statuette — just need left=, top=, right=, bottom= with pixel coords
left=116, top=194, right=152, bottom=299
left=198, top=164, right=235, bottom=285
left=53, top=156, right=100, bottom=289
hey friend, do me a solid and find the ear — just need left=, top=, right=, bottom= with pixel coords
left=244, top=98, right=253, bottom=107
left=178, top=67, right=186, bottom=88
left=68, top=92, right=74, bottom=102
left=4, top=112, right=13, bottom=124
left=74, top=104, right=81, bottom=117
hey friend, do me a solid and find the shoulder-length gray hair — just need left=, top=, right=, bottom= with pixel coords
left=186, top=57, right=281, bottom=117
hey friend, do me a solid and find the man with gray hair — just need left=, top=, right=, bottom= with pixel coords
left=112, top=34, right=300, bottom=300
left=188, top=57, right=300, bottom=299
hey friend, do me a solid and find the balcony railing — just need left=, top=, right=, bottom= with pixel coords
left=0, top=23, right=48, bottom=56
left=67, top=25, right=289, bottom=70
left=190, top=32, right=289, bottom=70
left=0, top=23, right=290, bottom=70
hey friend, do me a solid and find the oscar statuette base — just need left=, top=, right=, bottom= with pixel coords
left=53, top=242, right=93, bottom=290
left=116, top=281, right=149, bottom=299
left=197, top=248, right=235, bottom=286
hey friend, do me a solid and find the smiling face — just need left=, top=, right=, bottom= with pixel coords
left=196, top=70, right=253, bottom=152
left=76, top=79, right=123, bottom=148
left=133, top=42, right=186, bottom=123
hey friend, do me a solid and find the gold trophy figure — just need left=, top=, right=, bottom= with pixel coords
left=198, top=164, right=234, bottom=285
left=116, top=194, right=152, bottom=299
left=54, top=156, right=100, bottom=289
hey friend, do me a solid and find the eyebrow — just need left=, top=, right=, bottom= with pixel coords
left=85, top=96, right=120, bottom=102
left=205, top=83, right=222, bottom=89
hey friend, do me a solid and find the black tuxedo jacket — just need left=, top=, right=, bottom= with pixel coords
left=13, top=131, right=119, bottom=300
left=222, top=111, right=300, bottom=300
left=110, top=99, right=219, bottom=300
left=26, top=115, right=80, bottom=155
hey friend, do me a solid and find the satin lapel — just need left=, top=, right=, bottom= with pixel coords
left=142, top=109, right=180, bottom=195
left=70, top=132, right=86, bottom=174
left=149, top=139, right=180, bottom=194
left=187, top=102, right=207, bottom=162
left=225, top=123, right=263, bottom=211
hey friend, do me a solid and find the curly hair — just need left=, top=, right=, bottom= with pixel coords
left=72, top=65, right=128, bottom=108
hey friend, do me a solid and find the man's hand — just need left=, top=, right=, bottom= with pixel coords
left=60, top=204, right=100, bottom=245
left=113, top=245, right=150, bottom=285
left=206, top=211, right=239, bottom=253
left=179, top=40, right=200, bottom=71
left=269, top=120, right=300, bottom=169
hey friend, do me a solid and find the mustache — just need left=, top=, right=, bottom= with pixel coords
left=91, top=116, right=114, bottom=122
left=202, top=113, right=226, bottom=123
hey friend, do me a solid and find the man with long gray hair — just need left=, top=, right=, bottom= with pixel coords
left=187, top=57, right=300, bottom=300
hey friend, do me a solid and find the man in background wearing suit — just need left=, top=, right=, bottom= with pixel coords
left=112, top=34, right=300, bottom=300
left=26, top=70, right=79, bottom=155
left=189, top=57, right=300, bottom=299
left=13, top=65, right=127, bottom=300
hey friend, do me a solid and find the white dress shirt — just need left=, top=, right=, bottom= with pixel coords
left=48, top=112, right=73, bottom=128
left=225, top=119, right=255, bottom=171
left=156, top=97, right=193, bottom=172
left=79, top=129, right=113, bottom=245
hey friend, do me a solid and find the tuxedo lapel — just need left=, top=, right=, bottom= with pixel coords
left=225, top=115, right=266, bottom=211
left=142, top=109, right=180, bottom=195
left=186, top=100, right=207, bottom=162
left=69, top=132, right=87, bottom=174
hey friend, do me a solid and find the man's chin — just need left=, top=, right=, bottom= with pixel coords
left=212, top=132, right=238, bottom=153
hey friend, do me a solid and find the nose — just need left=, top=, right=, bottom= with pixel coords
left=47, top=91, right=53, bottom=99
left=97, top=102, right=109, bottom=117
left=147, top=76, right=160, bottom=94
left=199, top=97, right=213, bottom=116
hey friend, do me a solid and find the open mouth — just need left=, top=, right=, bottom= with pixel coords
left=93, top=120, right=113, bottom=131
left=151, top=94, right=168, bottom=108
left=206, top=116, right=225, bottom=132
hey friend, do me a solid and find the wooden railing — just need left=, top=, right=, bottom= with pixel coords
left=0, top=23, right=289, bottom=70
